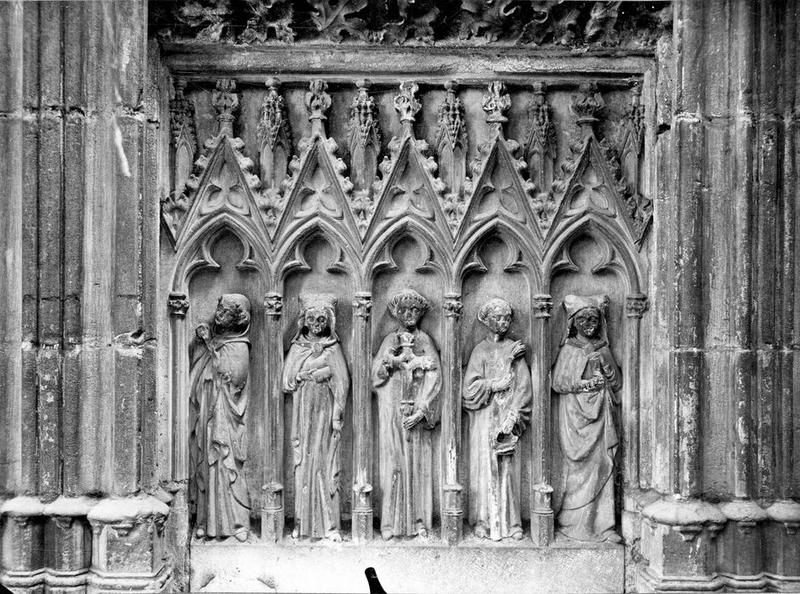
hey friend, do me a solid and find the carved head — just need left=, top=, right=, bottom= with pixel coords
left=388, top=289, right=428, bottom=330
left=214, top=294, right=251, bottom=333
left=564, top=294, right=609, bottom=341
left=478, top=298, right=513, bottom=336
left=297, top=293, right=337, bottom=338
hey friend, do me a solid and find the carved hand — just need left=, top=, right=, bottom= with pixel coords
left=332, top=407, right=344, bottom=432
left=402, top=410, right=425, bottom=430
left=195, top=323, right=211, bottom=341
left=500, top=414, right=517, bottom=434
left=511, top=341, right=526, bottom=359
left=492, top=373, right=513, bottom=392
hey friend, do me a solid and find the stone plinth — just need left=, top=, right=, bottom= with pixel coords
left=190, top=540, right=624, bottom=593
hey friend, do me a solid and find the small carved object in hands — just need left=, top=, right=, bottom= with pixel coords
left=190, top=294, right=252, bottom=542
left=552, top=294, right=622, bottom=543
left=371, top=289, right=442, bottom=540
left=463, top=298, right=532, bottom=541
left=282, top=294, right=350, bottom=541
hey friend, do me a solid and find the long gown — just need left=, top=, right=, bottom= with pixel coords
left=552, top=333, right=621, bottom=541
left=463, top=338, right=532, bottom=540
left=189, top=331, right=251, bottom=538
left=372, top=329, right=442, bottom=537
left=283, top=335, right=350, bottom=538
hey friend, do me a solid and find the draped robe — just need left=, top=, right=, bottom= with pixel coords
left=463, top=338, right=532, bottom=540
left=372, top=329, right=442, bottom=537
left=283, top=336, right=349, bottom=538
left=189, top=332, right=251, bottom=538
left=552, top=334, right=621, bottom=541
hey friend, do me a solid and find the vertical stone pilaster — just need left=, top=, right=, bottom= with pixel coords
left=351, top=292, right=373, bottom=543
left=530, top=294, right=553, bottom=546
left=167, top=292, right=189, bottom=483
left=261, top=292, right=284, bottom=542
left=441, top=293, right=463, bottom=545
left=624, top=293, right=647, bottom=488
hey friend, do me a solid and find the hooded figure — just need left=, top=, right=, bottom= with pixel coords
left=190, top=293, right=252, bottom=541
left=372, top=289, right=442, bottom=540
left=552, top=294, right=622, bottom=543
left=283, top=293, right=350, bottom=541
left=463, top=298, right=532, bottom=541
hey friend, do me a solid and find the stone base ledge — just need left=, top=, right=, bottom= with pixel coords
left=190, top=541, right=624, bottom=593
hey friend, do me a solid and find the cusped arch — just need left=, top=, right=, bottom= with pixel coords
left=171, top=212, right=272, bottom=293
left=542, top=214, right=643, bottom=295
left=273, top=217, right=364, bottom=288
left=455, top=218, right=543, bottom=289
left=363, top=217, right=454, bottom=288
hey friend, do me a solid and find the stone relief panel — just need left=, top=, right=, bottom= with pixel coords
left=161, top=76, right=649, bottom=545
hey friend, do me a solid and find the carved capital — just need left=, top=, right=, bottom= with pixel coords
left=571, top=82, right=604, bottom=136
left=442, top=294, right=463, bottom=320
left=168, top=292, right=189, bottom=318
left=532, top=294, right=553, bottom=318
left=261, top=482, right=284, bottom=509
left=394, top=81, right=421, bottom=128
left=352, top=292, right=372, bottom=319
left=212, top=79, right=238, bottom=137
left=625, top=293, right=648, bottom=318
left=52, top=515, right=74, bottom=531
left=482, top=81, right=511, bottom=133
left=264, top=292, right=283, bottom=317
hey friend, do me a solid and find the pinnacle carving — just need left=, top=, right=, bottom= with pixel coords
left=571, top=82, right=605, bottom=137
left=481, top=81, right=511, bottom=135
left=257, top=78, right=292, bottom=192
left=305, top=79, right=332, bottom=139
left=348, top=79, right=381, bottom=193
left=212, top=79, right=239, bottom=138
left=170, top=79, right=196, bottom=150
left=394, top=81, right=421, bottom=132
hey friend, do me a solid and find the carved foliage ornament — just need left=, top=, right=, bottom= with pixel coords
left=155, top=1, right=671, bottom=47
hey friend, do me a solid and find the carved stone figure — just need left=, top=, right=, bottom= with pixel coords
left=552, top=294, right=622, bottom=543
left=372, top=289, right=442, bottom=540
left=189, top=293, right=252, bottom=542
left=283, top=294, right=350, bottom=541
left=463, top=298, right=532, bottom=541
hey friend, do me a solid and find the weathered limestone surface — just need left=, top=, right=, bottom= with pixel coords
left=0, top=1, right=798, bottom=593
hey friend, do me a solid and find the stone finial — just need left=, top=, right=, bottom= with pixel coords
left=168, top=292, right=189, bottom=318
left=571, top=82, right=604, bottom=137
left=212, top=79, right=239, bottom=138
left=437, top=81, right=465, bottom=151
left=258, top=78, right=289, bottom=150
left=264, top=292, right=283, bottom=317
left=348, top=80, right=380, bottom=192
left=170, top=78, right=196, bottom=148
left=482, top=81, right=511, bottom=135
left=394, top=81, right=421, bottom=133
left=305, top=79, right=331, bottom=122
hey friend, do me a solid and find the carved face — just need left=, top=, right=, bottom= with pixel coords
left=395, top=303, right=423, bottom=329
left=575, top=308, right=600, bottom=338
left=485, top=309, right=512, bottom=336
left=304, top=307, right=330, bottom=336
left=214, top=302, right=237, bottom=330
